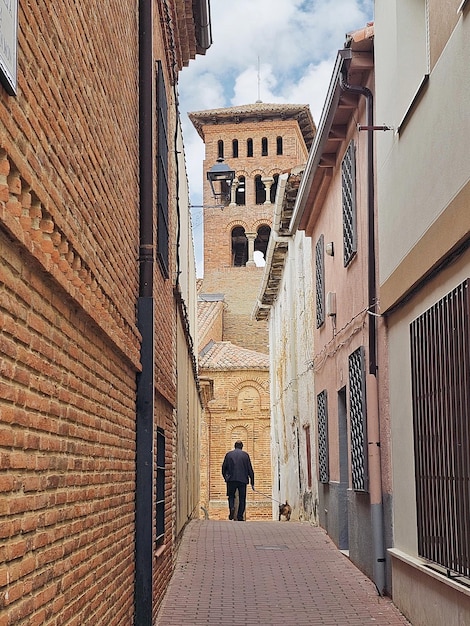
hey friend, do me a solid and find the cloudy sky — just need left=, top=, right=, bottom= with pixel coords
left=178, top=0, right=374, bottom=275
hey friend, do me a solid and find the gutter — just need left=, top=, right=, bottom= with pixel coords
left=339, top=49, right=386, bottom=598
left=193, top=0, right=212, bottom=53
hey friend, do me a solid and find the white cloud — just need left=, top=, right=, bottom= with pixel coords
left=179, top=0, right=374, bottom=275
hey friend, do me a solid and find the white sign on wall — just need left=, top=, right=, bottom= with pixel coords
left=0, top=0, right=18, bottom=95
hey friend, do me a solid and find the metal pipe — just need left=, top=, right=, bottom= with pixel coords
left=340, top=70, right=385, bottom=595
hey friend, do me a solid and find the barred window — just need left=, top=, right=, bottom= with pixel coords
left=342, top=140, right=357, bottom=267
left=156, top=61, right=169, bottom=277
left=411, top=279, right=470, bottom=578
left=156, top=427, right=165, bottom=545
left=317, top=390, right=329, bottom=483
left=315, top=235, right=325, bottom=328
left=349, top=347, right=368, bottom=491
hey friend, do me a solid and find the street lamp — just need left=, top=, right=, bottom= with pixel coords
left=206, top=157, right=235, bottom=202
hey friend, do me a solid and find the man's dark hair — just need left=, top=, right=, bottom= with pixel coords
left=234, top=440, right=243, bottom=449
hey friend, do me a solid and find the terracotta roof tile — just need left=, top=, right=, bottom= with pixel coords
left=198, top=299, right=224, bottom=345
left=199, top=341, right=269, bottom=370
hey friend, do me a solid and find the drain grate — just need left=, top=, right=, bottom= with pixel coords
left=255, top=545, right=288, bottom=551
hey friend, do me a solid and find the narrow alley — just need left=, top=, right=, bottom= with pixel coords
left=155, top=520, right=412, bottom=626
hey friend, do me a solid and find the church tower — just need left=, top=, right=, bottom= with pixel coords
left=190, top=102, right=315, bottom=353
left=190, top=102, right=315, bottom=520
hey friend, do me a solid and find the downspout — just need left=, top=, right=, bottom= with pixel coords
left=340, top=67, right=386, bottom=596
left=135, top=1, right=155, bottom=623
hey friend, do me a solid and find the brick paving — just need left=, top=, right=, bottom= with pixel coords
left=155, top=520, right=412, bottom=625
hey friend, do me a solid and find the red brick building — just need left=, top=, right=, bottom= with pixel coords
left=0, top=2, right=209, bottom=624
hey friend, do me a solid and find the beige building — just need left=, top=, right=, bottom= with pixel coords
left=191, top=103, right=315, bottom=520
left=375, top=1, right=470, bottom=624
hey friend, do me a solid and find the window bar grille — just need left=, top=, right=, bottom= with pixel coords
left=348, top=346, right=368, bottom=491
left=411, top=279, right=470, bottom=578
left=316, top=234, right=325, bottom=328
left=317, top=390, right=329, bottom=483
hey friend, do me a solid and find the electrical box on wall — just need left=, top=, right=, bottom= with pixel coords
left=326, top=291, right=336, bottom=316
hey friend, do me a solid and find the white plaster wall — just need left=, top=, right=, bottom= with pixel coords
left=269, top=231, right=317, bottom=521
left=375, top=0, right=470, bottom=284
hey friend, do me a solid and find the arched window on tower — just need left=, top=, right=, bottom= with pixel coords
left=254, top=225, right=271, bottom=267
left=232, top=139, right=238, bottom=158
left=218, top=140, right=224, bottom=159
left=270, top=174, right=279, bottom=203
left=261, top=137, right=268, bottom=156
left=236, top=176, right=246, bottom=205
left=231, top=226, right=248, bottom=267
left=247, top=138, right=253, bottom=157
left=255, top=175, right=266, bottom=204
left=276, top=136, right=283, bottom=155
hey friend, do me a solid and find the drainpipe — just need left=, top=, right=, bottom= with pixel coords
left=135, top=0, right=155, bottom=623
left=340, top=67, right=386, bottom=596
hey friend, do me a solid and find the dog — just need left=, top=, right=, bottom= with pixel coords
left=278, top=502, right=292, bottom=521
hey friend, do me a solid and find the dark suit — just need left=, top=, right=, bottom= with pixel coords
left=222, top=448, right=255, bottom=521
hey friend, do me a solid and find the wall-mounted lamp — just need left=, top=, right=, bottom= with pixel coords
left=326, top=241, right=334, bottom=256
left=207, top=157, right=235, bottom=202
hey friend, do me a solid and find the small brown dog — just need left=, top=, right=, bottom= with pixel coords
left=278, top=502, right=292, bottom=521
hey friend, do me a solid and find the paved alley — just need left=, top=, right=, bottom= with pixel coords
left=155, top=520, right=412, bottom=626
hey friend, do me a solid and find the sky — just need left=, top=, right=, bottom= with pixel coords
left=178, top=0, right=374, bottom=276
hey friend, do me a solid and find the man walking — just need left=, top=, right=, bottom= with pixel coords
left=222, top=441, right=255, bottom=521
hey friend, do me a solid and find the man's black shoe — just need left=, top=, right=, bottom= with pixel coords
left=229, top=508, right=235, bottom=520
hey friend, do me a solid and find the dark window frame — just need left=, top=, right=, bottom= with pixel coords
left=156, top=61, right=169, bottom=278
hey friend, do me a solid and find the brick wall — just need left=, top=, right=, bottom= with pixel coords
left=0, top=230, right=137, bottom=625
left=199, top=368, right=272, bottom=521
left=0, top=2, right=182, bottom=625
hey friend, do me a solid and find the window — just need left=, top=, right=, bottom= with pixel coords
left=342, top=140, right=357, bottom=267
left=232, top=139, right=238, bottom=158
left=231, top=226, right=248, bottom=266
left=218, top=139, right=224, bottom=159
left=255, top=175, right=265, bottom=204
left=261, top=137, right=268, bottom=156
left=315, top=235, right=325, bottom=328
left=247, top=138, right=253, bottom=157
left=411, top=280, right=470, bottom=578
left=317, top=390, right=329, bottom=483
left=305, top=425, right=312, bottom=490
left=276, top=136, right=283, bottom=155
left=254, top=225, right=270, bottom=265
left=156, top=427, right=165, bottom=545
left=236, top=176, right=246, bottom=205
left=349, top=347, right=367, bottom=491
left=270, top=173, right=279, bottom=203
left=156, top=61, right=169, bottom=277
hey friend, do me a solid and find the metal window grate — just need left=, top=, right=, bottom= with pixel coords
left=342, top=141, right=357, bottom=267
left=349, top=347, right=368, bottom=491
left=317, top=390, right=329, bottom=483
left=411, top=279, right=470, bottom=578
left=156, top=427, right=165, bottom=545
left=316, top=235, right=325, bottom=328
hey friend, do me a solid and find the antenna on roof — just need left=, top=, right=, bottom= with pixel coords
left=256, top=56, right=262, bottom=103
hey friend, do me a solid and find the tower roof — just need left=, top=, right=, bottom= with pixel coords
left=189, top=102, right=316, bottom=150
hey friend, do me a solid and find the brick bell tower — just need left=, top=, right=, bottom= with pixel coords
left=190, top=102, right=315, bottom=520
left=189, top=102, right=315, bottom=354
